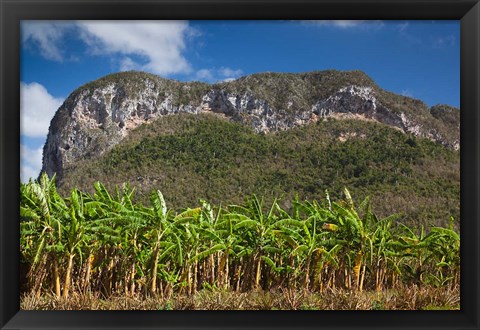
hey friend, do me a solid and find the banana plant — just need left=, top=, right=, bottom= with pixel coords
left=325, top=188, right=372, bottom=291
left=20, top=178, right=461, bottom=298
left=145, top=190, right=170, bottom=296
left=61, top=188, right=87, bottom=298
left=229, top=196, right=284, bottom=289
left=20, top=173, right=68, bottom=297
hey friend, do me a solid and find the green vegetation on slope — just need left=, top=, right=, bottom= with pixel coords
left=57, top=113, right=459, bottom=229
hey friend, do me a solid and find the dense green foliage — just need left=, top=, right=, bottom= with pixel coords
left=58, top=113, right=460, bottom=229
left=21, top=175, right=459, bottom=304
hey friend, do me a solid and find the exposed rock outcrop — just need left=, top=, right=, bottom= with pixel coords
left=41, top=71, right=460, bottom=180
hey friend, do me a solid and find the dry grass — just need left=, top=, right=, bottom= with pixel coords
left=21, top=284, right=459, bottom=311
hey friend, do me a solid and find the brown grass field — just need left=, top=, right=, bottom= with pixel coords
left=21, top=284, right=459, bottom=310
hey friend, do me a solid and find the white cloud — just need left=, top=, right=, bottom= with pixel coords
left=195, top=69, right=214, bottom=81
left=21, top=144, right=43, bottom=182
left=396, top=22, right=456, bottom=49
left=396, top=22, right=422, bottom=46
left=433, top=35, right=456, bottom=48
left=120, top=57, right=137, bottom=71
left=21, top=21, right=74, bottom=61
left=397, top=22, right=409, bottom=33
left=303, top=20, right=384, bottom=30
left=78, top=21, right=192, bottom=75
left=324, top=20, right=365, bottom=28
left=218, top=67, right=243, bottom=78
left=401, top=89, right=413, bottom=97
left=20, top=82, right=64, bottom=138
left=194, top=67, right=243, bottom=83
left=221, top=77, right=238, bottom=82
left=22, top=21, right=195, bottom=76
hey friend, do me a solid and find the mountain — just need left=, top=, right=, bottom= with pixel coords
left=40, top=70, right=460, bottom=227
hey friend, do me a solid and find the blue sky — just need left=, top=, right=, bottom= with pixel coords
left=20, top=20, right=460, bottom=182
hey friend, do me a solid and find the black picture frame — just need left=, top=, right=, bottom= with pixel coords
left=1, top=0, right=479, bottom=329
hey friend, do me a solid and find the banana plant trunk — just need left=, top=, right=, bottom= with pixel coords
left=235, top=264, right=242, bottom=291
left=353, top=251, right=362, bottom=291
left=151, top=248, right=160, bottom=296
left=84, top=254, right=93, bottom=291
left=304, top=255, right=311, bottom=291
left=193, top=261, right=198, bottom=293
left=375, top=260, right=382, bottom=291
left=62, top=253, right=75, bottom=298
left=130, top=261, right=136, bottom=296
left=53, top=256, right=61, bottom=298
left=209, top=254, right=215, bottom=284
left=219, top=250, right=229, bottom=289
left=359, top=262, right=366, bottom=292
left=255, top=253, right=262, bottom=288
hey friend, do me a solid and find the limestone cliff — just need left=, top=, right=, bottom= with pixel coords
left=41, top=70, right=460, bottom=180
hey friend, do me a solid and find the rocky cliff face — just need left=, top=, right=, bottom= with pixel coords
left=42, top=71, right=460, bottom=179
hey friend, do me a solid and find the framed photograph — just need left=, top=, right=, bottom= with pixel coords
left=1, top=0, right=479, bottom=329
